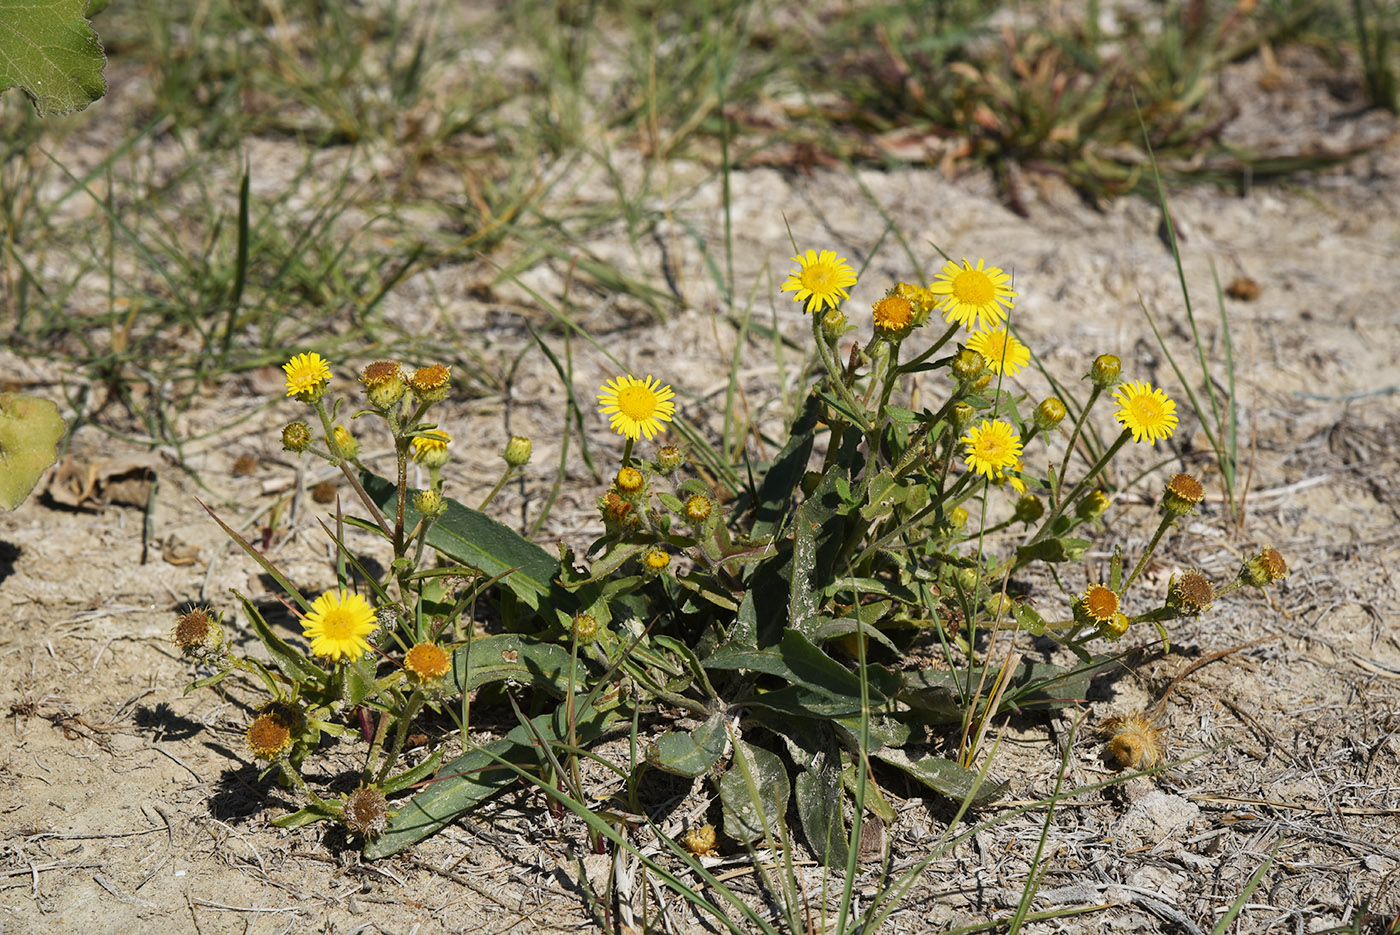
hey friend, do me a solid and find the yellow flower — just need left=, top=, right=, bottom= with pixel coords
left=1079, top=584, right=1120, bottom=623
left=960, top=419, right=1023, bottom=479
left=872, top=294, right=915, bottom=335
left=780, top=249, right=858, bottom=315
left=929, top=258, right=1017, bottom=331
left=283, top=352, right=332, bottom=399
left=597, top=375, right=675, bottom=441
left=404, top=642, right=451, bottom=682
left=1112, top=380, right=1178, bottom=446
left=966, top=328, right=1030, bottom=376
left=642, top=547, right=671, bottom=573
left=301, top=589, right=378, bottom=662
left=992, top=458, right=1027, bottom=495
left=411, top=430, right=452, bottom=467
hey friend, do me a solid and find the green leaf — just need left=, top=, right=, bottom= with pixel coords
left=365, top=702, right=618, bottom=858
left=645, top=712, right=727, bottom=777
left=0, top=393, right=65, bottom=510
left=451, top=634, right=578, bottom=698
left=749, top=391, right=820, bottom=540
left=706, top=629, right=892, bottom=706
left=795, top=759, right=848, bottom=867
left=235, top=590, right=327, bottom=686
left=271, top=803, right=338, bottom=830
left=362, top=473, right=562, bottom=614
left=871, top=748, right=1007, bottom=807
left=719, top=740, right=789, bottom=845
left=1015, top=536, right=1090, bottom=564
left=382, top=750, right=444, bottom=795
left=0, top=0, right=106, bottom=116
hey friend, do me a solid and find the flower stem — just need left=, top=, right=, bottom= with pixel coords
left=1053, top=385, right=1103, bottom=507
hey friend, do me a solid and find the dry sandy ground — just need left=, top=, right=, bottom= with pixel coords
left=4, top=39, right=1400, bottom=935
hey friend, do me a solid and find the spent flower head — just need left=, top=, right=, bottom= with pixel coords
left=1162, top=473, right=1205, bottom=518
left=780, top=249, right=858, bottom=314
left=597, top=375, right=675, bottom=441
left=342, top=786, right=390, bottom=837
left=172, top=605, right=221, bottom=657
left=929, top=257, right=1017, bottom=330
left=1099, top=714, right=1165, bottom=770
left=409, top=364, right=450, bottom=403
left=961, top=420, right=1023, bottom=479
left=361, top=360, right=407, bottom=409
left=1169, top=570, right=1215, bottom=616
left=283, top=352, right=331, bottom=401
left=1241, top=546, right=1287, bottom=589
left=282, top=421, right=312, bottom=453
left=301, top=589, right=378, bottom=663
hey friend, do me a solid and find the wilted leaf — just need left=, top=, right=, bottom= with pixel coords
left=0, top=393, right=65, bottom=510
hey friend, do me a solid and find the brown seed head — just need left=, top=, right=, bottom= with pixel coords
left=1162, top=472, right=1205, bottom=518
left=342, top=786, right=390, bottom=837
left=1170, top=570, right=1215, bottom=615
left=172, top=605, right=215, bottom=652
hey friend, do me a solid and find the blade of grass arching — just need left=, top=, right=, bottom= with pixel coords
left=1210, top=847, right=1275, bottom=935
left=1007, top=713, right=1082, bottom=934
left=198, top=499, right=312, bottom=613
left=1208, top=259, right=1240, bottom=509
left=217, top=166, right=251, bottom=369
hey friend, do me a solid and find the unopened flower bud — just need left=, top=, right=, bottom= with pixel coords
left=952, top=348, right=987, bottom=383
left=1162, top=472, right=1205, bottom=518
left=503, top=435, right=532, bottom=467
left=616, top=466, right=644, bottom=494
left=570, top=612, right=600, bottom=643
left=821, top=307, right=848, bottom=342
left=1013, top=494, right=1044, bottom=524
left=949, top=507, right=968, bottom=529
left=955, top=566, right=980, bottom=594
left=655, top=445, right=685, bottom=473
left=1076, top=490, right=1111, bottom=522
left=413, top=489, right=445, bottom=517
left=333, top=424, right=359, bottom=460
left=951, top=401, right=976, bottom=431
left=1089, top=354, right=1121, bottom=389
left=1034, top=397, right=1067, bottom=430
left=282, top=421, right=312, bottom=453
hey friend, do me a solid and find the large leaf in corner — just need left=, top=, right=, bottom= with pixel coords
left=0, top=0, right=107, bottom=116
left=362, top=473, right=559, bottom=613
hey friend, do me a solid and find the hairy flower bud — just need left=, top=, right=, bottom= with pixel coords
left=1089, top=354, right=1121, bottom=389
left=1076, top=489, right=1111, bottom=522
left=282, top=421, right=312, bottom=453
left=1034, top=397, right=1067, bottom=430
left=1162, top=473, right=1205, bottom=518
left=503, top=435, right=532, bottom=467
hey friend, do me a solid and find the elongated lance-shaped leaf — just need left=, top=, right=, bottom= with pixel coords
left=451, top=634, right=577, bottom=698
left=748, top=391, right=821, bottom=540
left=645, top=712, right=727, bottom=778
left=364, top=701, right=619, bottom=858
left=361, top=472, right=565, bottom=615
left=871, top=748, right=1007, bottom=808
left=234, top=589, right=327, bottom=687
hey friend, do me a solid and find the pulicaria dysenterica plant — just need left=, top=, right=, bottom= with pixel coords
left=176, top=245, right=1285, bottom=863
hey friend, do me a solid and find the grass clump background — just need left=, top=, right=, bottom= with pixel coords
left=2, top=1, right=1400, bottom=933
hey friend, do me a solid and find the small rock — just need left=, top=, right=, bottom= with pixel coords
left=1111, top=790, right=1200, bottom=849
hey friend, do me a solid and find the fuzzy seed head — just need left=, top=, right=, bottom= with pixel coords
left=342, top=786, right=390, bottom=836
left=1099, top=713, right=1165, bottom=770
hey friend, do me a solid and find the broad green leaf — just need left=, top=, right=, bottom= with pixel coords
left=451, top=633, right=578, bottom=698
left=719, top=740, right=789, bottom=844
left=382, top=750, right=444, bottom=795
left=871, top=748, right=1007, bottom=807
left=0, top=393, right=65, bottom=510
left=362, top=473, right=562, bottom=613
left=705, top=629, right=893, bottom=705
left=645, top=712, right=727, bottom=777
left=0, top=0, right=106, bottom=116
left=795, top=758, right=848, bottom=867
left=749, top=391, right=820, bottom=540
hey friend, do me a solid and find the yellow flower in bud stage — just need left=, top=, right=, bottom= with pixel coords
left=1077, top=489, right=1111, bottom=522
left=503, top=435, right=532, bottom=467
left=1099, top=612, right=1131, bottom=641
left=404, top=642, right=451, bottom=683
left=951, top=348, right=986, bottom=383
left=872, top=293, right=916, bottom=337
left=333, top=424, right=359, bottom=460
left=409, top=364, right=450, bottom=403
left=966, top=328, right=1030, bottom=377
left=1034, top=397, right=1067, bottom=430
left=411, top=430, right=452, bottom=467
left=820, top=306, right=849, bottom=342
left=685, top=494, right=713, bottom=524
left=655, top=445, right=685, bottom=473
left=616, top=466, right=644, bottom=494
left=780, top=249, right=858, bottom=315
left=342, top=786, right=390, bottom=837
left=283, top=352, right=331, bottom=400
left=301, top=589, right=378, bottom=662
left=929, top=257, right=1017, bottom=331
left=1113, top=381, right=1179, bottom=445
left=361, top=360, right=407, bottom=409
left=1090, top=354, right=1121, bottom=389
left=642, top=547, right=671, bottom=574
left=597, top=375, right=676, bottom=441
left=413, top=488, right=444, bottom=516
left=961, top=420, right=1023, bottom=479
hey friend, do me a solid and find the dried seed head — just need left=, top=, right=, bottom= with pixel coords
left=1241, top=546, right=1288, bottom=589
left=172, top=605, right=220, bottom=656
left=1099, top=713, right=1165, bottom=770
left=1169, top=570, right=1215, bottom=616
left=342, top=786, right=390, bottom=837
left=1162, top=472, right=1205, bottom=518
left=360, top=361, right=407, bottom=409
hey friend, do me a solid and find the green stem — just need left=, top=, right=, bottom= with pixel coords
left=811, top=312, right=873, bottom=433
left=1032, top=428, right=1131, bottom=547
left=478, top=465, right=516, bottom=511
left=376, top=687, right=425, bottom=785
left=1053, top=386, right=1103, bottom=507
left=1121, top=513, right=1174, bottom=593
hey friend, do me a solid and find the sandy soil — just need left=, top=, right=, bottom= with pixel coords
left=4, top=26, right=1400, bottom=935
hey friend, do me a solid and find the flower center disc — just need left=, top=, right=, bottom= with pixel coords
left=618, top=385, right=657, bottom=419
left=1130, top=397, right=1164, bottom=423
left=953, top=270, right=994, bottom=305
left=321, top=609, right=356, bottom=639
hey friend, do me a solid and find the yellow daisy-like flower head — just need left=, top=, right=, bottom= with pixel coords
left=410, top=430, right=452, bottom=467
left=929, top=258, right=1017, bottom=331
left=780, top=249, right=858, bottom=315
left=960, top=419, right=1023, bottom=479
left=1079, top=584, right=1120, bottom=623
left=283, top=352, right=332, bottom=400
left=404, top=642, right=451, bottom=683
left=966, top=328, right=1030, bottom=377
left=872, top=293, right=916, bottom=337
left=597, top=375, right=675, bottom=441
left=301, top=589, right=378, bottom=662
left=1112, top=380, right=1179, bottom=446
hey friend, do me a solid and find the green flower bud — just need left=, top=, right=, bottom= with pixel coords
left=952, top=348, right=987, bottom=383
left=951, top=401, right=976, bottom=431
left=655, top=445, right=685, bottom=473
left=413, top=489, right=445, bottom=517
left=1034, top=397, right=1067, bottom=431
left=1013, top=494, right=1044, bottom=525
left=503, top=435, right=532, bottom=467
left=282, top=421, right=312, bottom=453
left=1089, top=354, right=1121, bottom=389
left=1076, top=490, right=1111, bottom=522
left=570, top=612, right=600, bottom=643
left=821, top=307, right=849, bottom=342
